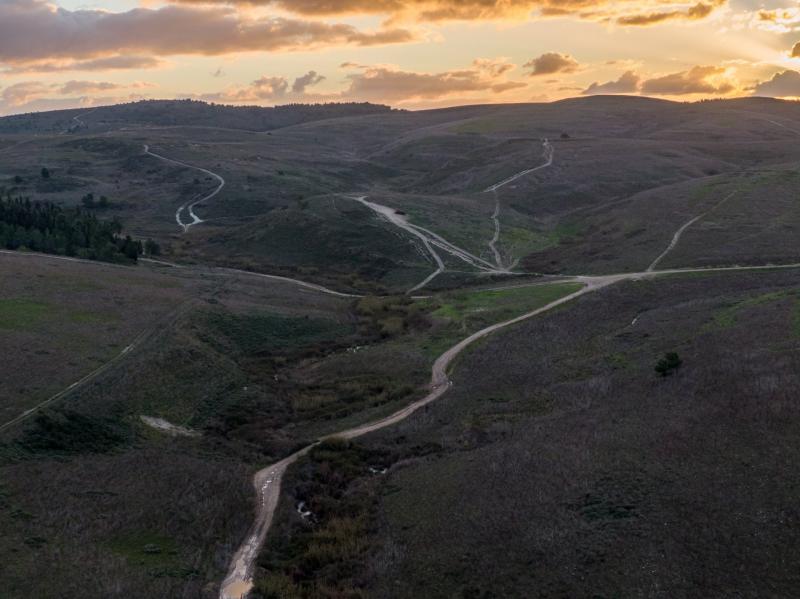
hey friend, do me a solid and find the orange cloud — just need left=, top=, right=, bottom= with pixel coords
left=641, top=65, right=736, bottom=95
left=339, top=64, right=527, bottom=102
left=202, top=62, right=527, bottom=106
left=1, top=56, right=164, bottom=75
left=582, top=71, right=640, bottom=94
left=0, top=79, right=153, bottom=107
left=616, top=0, right=723, bottom=25
left=166, top=0, right=727, bottom=26
left=202, top=71, right=327, bottom=102
left=753, top=70, right=800, bottom=97
left=524, top=52, right=580, bottom=76
left=0, top=0, right=416, bottom=66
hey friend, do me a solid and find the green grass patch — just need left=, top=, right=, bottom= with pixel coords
left=430, top=282, right=583, bottom=327
left=108, top=531, right=185, bottom=572
left=0, top=298, right=113, bottom=330
left=707, top=290, right=800, bottom=332
left=0, top=299, right=50, bottom=330
left=207, top=311, right=352, bottom=354
left=417, top=282, right=584, bottom=357
left=451, top=116, right=529, bottom=134
left=501, top=226, right=556, bottom=256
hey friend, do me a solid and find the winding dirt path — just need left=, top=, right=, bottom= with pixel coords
left=219, top=260, right=800, bottom=599
left=218, top=280, right=596, bottom=599
left=482, top=139, right=554, bottom=270
left=143, top=144, right=226, bottom=232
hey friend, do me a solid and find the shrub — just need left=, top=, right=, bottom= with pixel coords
left=655, top=352, right=683, bottom=377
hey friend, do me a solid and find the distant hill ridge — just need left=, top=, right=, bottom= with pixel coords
left=0, top=99, right=397, bottom=133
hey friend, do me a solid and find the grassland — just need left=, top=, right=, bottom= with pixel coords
left=351, top=269, right=800, bottom=599
left=0, top=250, right=585, bottom=598
left=6, top=96, right=800, bottom=290
left=4, top=96, right=800, bottom=598
left=0, top=253, right=195, bottom=423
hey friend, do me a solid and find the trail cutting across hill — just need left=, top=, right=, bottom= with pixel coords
left=0, top=297, right=195, bottom=433
left=143, top=144, right=226, bottom=232
left=647, top=190, right=737, bottom=271
left=482, top=139, right=554, bottom=270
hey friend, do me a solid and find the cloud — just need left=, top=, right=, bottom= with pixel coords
left=582, top=70, right=640, bottom=94
left=166, top=0, right=726, bottom=26
left=524, top=53, right=579, bottom=76
left=793, top=42, right=800, bottom=58
left=339, top=64, right=527, bottom=102
left=473, top=57, right=516, bottom=77
left=748, top=8, right=800, bottom=33
left=0, top=80, right=154, bottom=108
left=641, top=65, right=735, bottom=95
left=1, top=82, right=52, bottom=107
left=0, top=0, right=416, bottom=66
left=203, top=61, right=527, bottom=106
left=1, top=56, right=164, bottom=74
left=616, top=0, right=723, bottom=25
left=292, top=70, right=326, bottom=93
left=204, top=76, right=290, bottom=102
left=752, top=70, right=800, bottom=97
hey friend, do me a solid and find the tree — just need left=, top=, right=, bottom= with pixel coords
left=40, top=167, right=50, bottom=179
left=0, top=195, right=141, bottom=264
left=144, top=238, right=161, bottom=256
left=81, top=193, right=95, bottom=209
left=655, top=352, right=683, bottom=377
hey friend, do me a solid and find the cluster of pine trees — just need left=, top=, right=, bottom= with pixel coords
left=0, top=196, right=149, bottom=263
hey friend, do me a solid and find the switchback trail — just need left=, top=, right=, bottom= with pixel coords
left=218, top=260, right=800, bottom=599
left=483, top=139, right=554, bottom=270
left=143, top=144, right=226, bottom=232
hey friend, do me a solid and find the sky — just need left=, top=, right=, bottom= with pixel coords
left=1, top=0, right=800, bottom=114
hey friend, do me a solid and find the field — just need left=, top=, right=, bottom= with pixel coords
left=353, top=269, right=800, bottom=598
left=4, top=97, right=800, bottom=292
left=3, top=96, right=800, bottom=598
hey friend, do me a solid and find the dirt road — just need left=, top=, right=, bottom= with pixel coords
left=217, top=279, right=595, bottom=599
left=348, top=195, right=507, bottom=293
left=143, top=144, right=226, bottom=232
left=218, top=259, right=800, bottom=599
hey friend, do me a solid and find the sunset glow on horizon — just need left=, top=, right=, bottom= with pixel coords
left=2, top=0, right=800, bottom=114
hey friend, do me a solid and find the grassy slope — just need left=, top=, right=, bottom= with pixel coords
left=6, top=97, right=800, bottom=288
left=249, top=281, right=589, bottom=597
left=0, top=254, right=194, bottom=423
left=359, top=269, right=800, bottom=598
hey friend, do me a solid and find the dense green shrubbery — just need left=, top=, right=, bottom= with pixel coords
left=206, top=312, right=351, bottom=355
left=254, top=439, right=391, bottom=599
left=355, top=295, right=431, bottom=338
left=15, top=410, right=131, bottom=456
left=0, top=195, right=145, bottom=263
left=655, top=352, right=683, bottom=377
